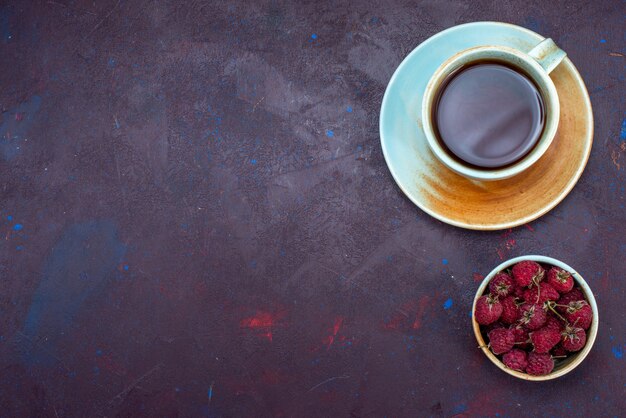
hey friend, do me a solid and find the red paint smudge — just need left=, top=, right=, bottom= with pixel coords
left=505, top=238, right=516, bottom=249
left=260, top=369, right=286, bottom=385
left=473, top=272, right=484, bottom=283
left=412, top=295, right=431, bottom=329
left=240, top=311, right=284, bottom=342
left=525, top=223, right=534, bottom=232
left=496, top=248, right=505, bottom=260
left=323, top=316, right=344, bottom=350
left=96, top=353, right=126, bottom=376
left=463, top=386, right=504, bottom=416
left=15, top=112, right=24, bottom=121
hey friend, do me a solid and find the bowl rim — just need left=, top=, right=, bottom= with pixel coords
left=472, top=255, right=599, bottom=381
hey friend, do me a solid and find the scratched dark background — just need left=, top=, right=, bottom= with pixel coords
left=0, top=0, right=624, bottom=416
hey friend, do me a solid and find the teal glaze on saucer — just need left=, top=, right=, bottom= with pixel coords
left=379, top=22, right=593, bottom=230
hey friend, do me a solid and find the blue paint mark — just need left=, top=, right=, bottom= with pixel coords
left=250, top=260, right=257, bottom=268
left=22, top=221, right=126, bottom=366
left=181, top=223, right=189, bottom=230
left=207, top=387, right=213, bottom=398
left=123, top=264, right=129, bottom=271
left=386, top=255, right=393, bottom=262
left=452, top=404, right=467, bottom=414
left=0, top=95, right=42, bottom=160
left=279, top=248, right=286, bottom=257
left=442, top=258, right=448, bottom=265
left=0, top=6, right=11, bottom=42
left=107, top=57, right=116, bottom=68
left=7, top=215, right=12, bottom=221
left=620, top=119, right=626, bottom=141
left=612, top=345, right=623, bottom=359
left=356, top=145, right=363, bottom=151
left=250, top=158, right=257, bottom=165
left=346, top=106, right=353, bottom=113
left=390, top=218, right=400, bottom=226
left=443, top=298, right=453, bottom=310
left=175, top=387, right=181, bottom=392
left=16, top=245, right=23, bottom=251
left=96, top=349, right=103, bottom=356
left=610, top=335, right=614, bottom=341
left=311, top=33, right=317, bottom=40
left=93, top=366, right=100, bottom=375
left=13, top=224, right=23, bottom=231
left=326, top=130, right=334, bottom=138
left=600, top=39, right=606, bottom=43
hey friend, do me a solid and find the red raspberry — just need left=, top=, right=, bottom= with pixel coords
left=500, top=296, right=521, bottom=324
left=556, top=288, right=584, bottom=313
left=519, top=303, right=547, bottom=330
left=530, top=327, right=561, bottom=353
left=483, top=322, right=505, bottom=335
left=544, top=315, right=564, bottom=333
left=502, top=348, right=528, bottom=372
left=523, top=283, right=560, bottom=305
left=564, top=300, right=593, bottom=330
left=512, top=285, right=526, bottom=299
left=526, top=352, right=554, bottom=376
left=488, top=328, right=515, bottom=355
left=512, top=260, right=545, bottom=288
left=510, top=325, right=530, bottom=349
left=474, top=294, right=503, bottom=325
left=561, top=324, right=587, bottom=352
left=547, top=267, right=574, bottom=294
left=551, top=343, right=567, bottom=357
left=489, top=272, right=514, bottom=297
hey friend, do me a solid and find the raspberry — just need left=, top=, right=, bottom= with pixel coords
left=483, top=322, right=505, bottom=335
left=526, top=352, right=554, bottom=376
left=512, top=260, right=545, bottom=288
left=519, top=303, right=547, bottom=330
left=556, top=288, right=584, bottom=313
left=544, top=315, right=564, bottom=333
left=500, top=296, right=521, bottom=324
left=488, top=328, right=515, bottom=355
left=474, top=294, right=503, bottom=325
left=561, top=324, right=586, bottom=352
left=502, top=348, right=528, bottom=372
left=530, top=327, right=561, bottom=353
left=551, top=343, right=567, bottom=357
left=523, top=283, right=560, bottom=305
left=489, top=272, right=514, bottom=297
left=564, top=301, right=593, bottom=330
left=512, top=285, right=526, bottom=298
left=547, top=267, right=574, bottom=294
left=510, top=324, right=530, bottom=349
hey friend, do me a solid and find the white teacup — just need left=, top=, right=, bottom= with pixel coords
left=421, top=38, right=566, bottom=181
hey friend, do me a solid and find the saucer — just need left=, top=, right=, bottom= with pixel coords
left=379, top=22, right=593, bottom=230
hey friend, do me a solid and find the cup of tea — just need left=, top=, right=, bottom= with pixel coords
left=421, top=38, right=566, bottom=181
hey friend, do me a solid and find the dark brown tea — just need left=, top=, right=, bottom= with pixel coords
left=433, top=61, right=545, bottom=168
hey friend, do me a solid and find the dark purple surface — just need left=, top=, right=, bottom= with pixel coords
left=1, top=1, right=624, bottom=416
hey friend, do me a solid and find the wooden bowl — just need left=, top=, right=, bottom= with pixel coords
left=472, top=255, right=599, bottom=381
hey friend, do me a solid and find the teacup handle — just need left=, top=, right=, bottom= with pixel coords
left=527, top=38, right=567, bottom=74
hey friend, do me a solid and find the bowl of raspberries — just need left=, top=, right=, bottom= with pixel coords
left=472, top=255, right=598, bottom=380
